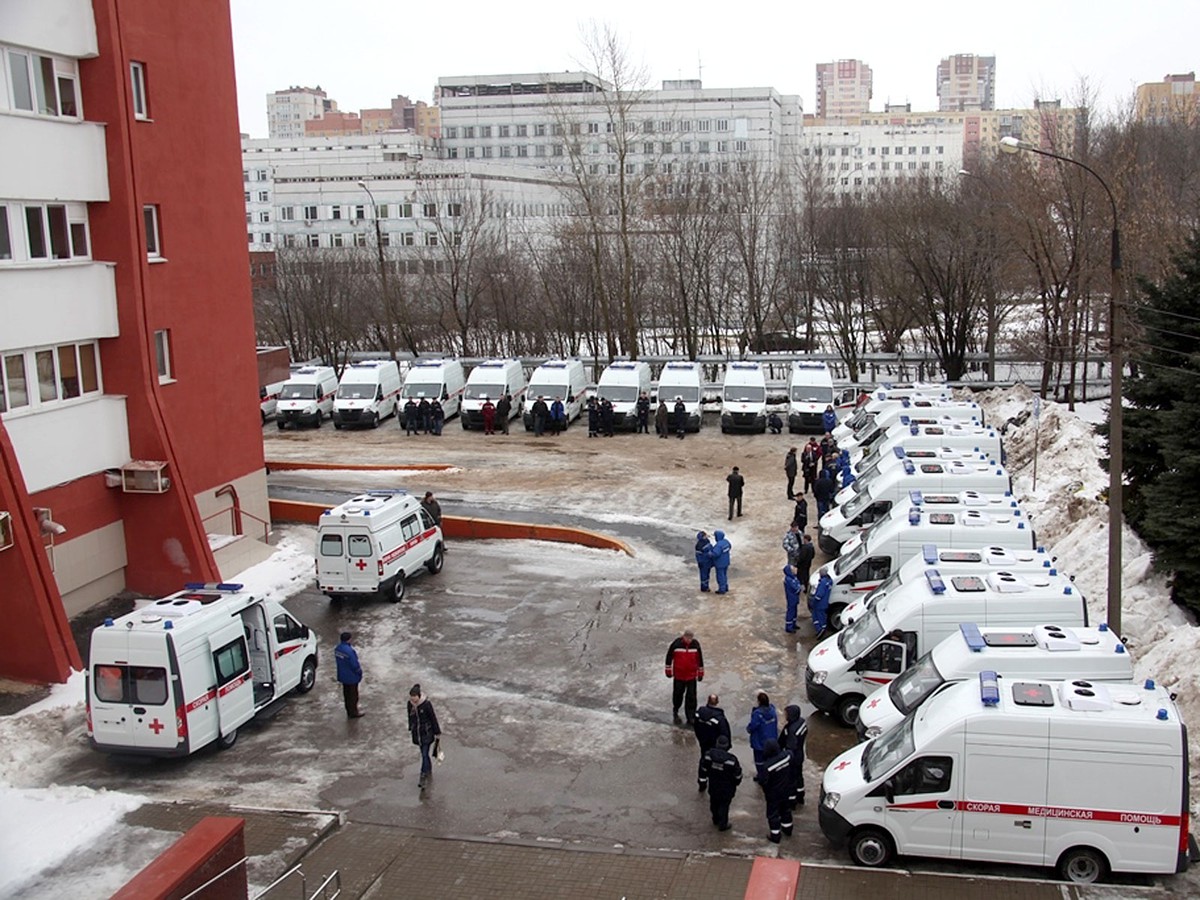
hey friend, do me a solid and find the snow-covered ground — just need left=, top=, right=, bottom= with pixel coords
left=2, top=384, right=1198, bottom=895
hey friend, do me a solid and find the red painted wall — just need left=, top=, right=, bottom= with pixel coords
left=111, top=817, right=247, bottom=900
left=78, top=0, right=264, bottom=594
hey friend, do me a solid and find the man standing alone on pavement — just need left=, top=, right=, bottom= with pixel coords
left=783, top=564, right=803, bottom=634
left=420, top=491, right=442, bottom=526
left=334, top=632, right=363, bottom=719
left=700, top=735, right=742, bottom=831
left=761, top=738, right=794, bottom=843
left=664, top=629, right=705, bottom=725
left=784, top=447, right=798, bottom=499
left=726, top=466, right=745, bottom=520
left=693, top=694, right=731, bottom=792
left=636, top=391, right=651, bottom=433
left=709, top=530, right=732, bottom=594
left=795, top=533, right=815, bottom=591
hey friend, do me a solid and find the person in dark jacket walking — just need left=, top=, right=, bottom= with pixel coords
left=761, top=738, right=794, bottom=843
left=600, top=397, right=615, bottom=436
left=693, top=694, right=731, bottom=792
left=417, top=397, right=431, bottom=433
left=403, top=399, right=420, bottom=435
left=420, top=491, right=442, bottom=526
left=726, top=466, right=745, bottom=520
left=700, top=735, right=742, bottom=831
left=531, top=396, right=549, bottom=436
left=334, top=632, right=363, bottom=718
left=795, top=534, right=815, bottom=591
left=784, top=447, right=798, bottom=499
left=636, top=391, right=651, bottom=433
left=791, top=495, right=809, bottom=532
left=801, top=437, right=821, bottom=494
left=709, top=530, right=731, bottom=594
left=673, top=397, right=687, bottom=439
left=496, top=394, right=512, bottom=435
left=407, top=683, right=442, bottom=789
left=813, top=468, right=836, bottom=520
left=783, top=564, right=802, bottom=633
left=655, top=399, right=669, bottom=438
left=746, top=691, right=779, bottom=784
left=780, top=704, right=808, bottom=808
left=664, top=629, right=704, bottom=724
left=694, top=530, right=714, bottom=591
left=429, top=399, right=444, bottom=435
left=586, top=397, right=599, bottom=438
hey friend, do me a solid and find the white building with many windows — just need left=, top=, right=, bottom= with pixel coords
left=800, top=119, right=965, bottom=198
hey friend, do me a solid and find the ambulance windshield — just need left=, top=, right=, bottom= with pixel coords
left=791, top=385, right=832, bottom=403
left=888, top=653, right=945, bottom=714
left=280, top=383, right=316, bottom=400
left=850, top=414, right=877, bottom=439
left=844, top=407, right=870, bottom=431
left=724, top=385, right=766, bottom=403
left=465, top=383, right=504, bottom=400
left=337, top=382, right=375, bottom=400
left=665, top=386, right=700, bottom=403
left=838, top=607, right=885, bottom=659
left=841, top=487, right=874, bottom=520
left=403, top=382, right=441, bottom=399
left=854, top=456, right=885, bottom=484
left=864, top=715, right=915, bottom=782
left=835, top=541, right=868, bottom=576
left=599, top=385, right=639, bottom=403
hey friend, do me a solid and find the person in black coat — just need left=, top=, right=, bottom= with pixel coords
left=784, top=447, right=799, bottom=499
left=795, top=533, right=815, bottom=591
left=780, top=704, right=808, bottom=808
left=417, top=397, right=431, bottom=433
left=791, top=495, right=809, bottom=532
left=699, top=735, right=742, bottom=831
left=600, top=397, right=615, bottom=436
left=586, top=397, right=599, bottom=438
left=429, top=399, right=444, bottom=435
left=693, top=694, right=732, bottom=792
left=531, top=396, right=549, bottom=436
left=726, top=466, right=745, bottom=520
left=636, top=391, right=651, bottom=433
left=407, top=683, right=442, bottom=790
left=813, top=468, right=836, bottom=520
left=403, top=399, right=420, bottom=435
left=801, top=438, right=821, bottom=494
left=673, top=397, right=687, bottom=439
left=761, top=738, right=794, bottom=843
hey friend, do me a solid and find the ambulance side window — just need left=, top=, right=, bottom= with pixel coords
left=401, top=514, right=420, bottom=541
left=892, top=756, right=953, bottom=796
left=348, top=535, right=372, bottom=557
left=853, top=557, right=891, bottom=583
left=212, top=638, right=249, bottom=688
left=274, top=613, right=305, bottom=643
left=418, top=509, right=434, bottom=530
left=319, top=534, right=343, bottom=556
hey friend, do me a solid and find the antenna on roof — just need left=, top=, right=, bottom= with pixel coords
left=697, top=53, right=703, bottom=84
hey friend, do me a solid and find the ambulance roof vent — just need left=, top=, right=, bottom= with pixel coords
left=149, top=598, right=207, bottom=617
left=961, top=510, right=986, bottom=526
left=984, top=546, right=1013, bottom=564
left=1033, top=625, right=1081, bottom=651
left=987, top=572, right=1031, bottom=593
left=1059, top=680, right=1114, bottom=711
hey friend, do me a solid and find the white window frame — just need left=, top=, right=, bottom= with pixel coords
left=143, top=205, right=162, bottom=259
left=130, top=61, right=148, bottom=120
left=153, top=329, right=172, bottom=383
left=4, top=47, right=81, bottom=119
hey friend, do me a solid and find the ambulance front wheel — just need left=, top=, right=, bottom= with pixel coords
left=848, top=827, right=894, bottom=868
left=837, top=694, right=864, bottom=727
left=296, top=657, right=317, bottom=694
left=217, top=728, right=239, bottom=751
left=1057, top=847, right=1107, bottom=884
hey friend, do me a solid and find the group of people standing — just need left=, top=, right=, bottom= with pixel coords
left=693, top=530, right=733, bottom=594
left=478, top=393, right=514, bottom=435
left=664, top=641, right=807, bottom=841
left=402, top=397, right=446, bottom=435
left=528, top=396, right=567, bottom=436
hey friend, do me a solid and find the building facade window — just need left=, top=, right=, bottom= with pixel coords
left=153, top=330, right=172, bottom=382
left=4, top=47, right=81, bottom=119
left=303, top=205, right=318, bottom=220
left=143, top=205, right=161, bottom=258
left=129, top=61, right=148, bottom=119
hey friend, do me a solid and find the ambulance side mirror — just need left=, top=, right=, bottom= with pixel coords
left=883, top=781, right=895, bottom=804
left=302, top=626, right=310, bottom=639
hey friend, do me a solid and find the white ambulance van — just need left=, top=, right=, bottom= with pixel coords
left=720, top=362, right=768, bottom=433
left=524, top=359, right=588, bottom=429
left=259, top=381, right=285, bottom=423
left=836, top=539, right=1055, bottom=631
left=811, top=496, right=1035, bottom=606
left=805, top=566, right=1086, bottom=725
left=821, top=674, right=1196, bottom=883
left=787, top=361, right=854, bottom=433
left=461, top=359, right=527, bottom=430
left=597, top=360, right=652, bottom=430
left=87, top=583, right=319, bottom=756
left=833, top=387, right=954, bottom=443
left=656, top=361, right=705, bottom=431
left=316, top=490, right=444, bottom=602
left=402, top=358, right=467, bottom=420
left=839, top=402, right=985, bottom=456
left=849, top=421, right=1005, bottom=473
left=819, top=457, right=1012, bottom=554
left=857, top=622, right=1132, bottom=740
left=332, top=359, right=401, bottom=429
left=276, top=365, right=339, bottom=429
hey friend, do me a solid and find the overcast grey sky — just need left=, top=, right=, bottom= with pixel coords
left=231, top=0, right=1195, bottom=138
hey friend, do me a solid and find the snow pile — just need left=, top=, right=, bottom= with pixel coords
left=0, top=783, right=146, bottom=896
left=975, top=384, right=1200, bottom=804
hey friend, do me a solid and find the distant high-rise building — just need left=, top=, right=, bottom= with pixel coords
left=267, top=85, right=336, bottom=139
left=936, top=54, right=996, bottom=111
left=815, top=59, right=873, bottom=120
left=1135, top=72, right=1198, bottom=124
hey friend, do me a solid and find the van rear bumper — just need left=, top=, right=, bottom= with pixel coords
left=89, top=736, right=189, bottom=758
left=818, top=796, right=855, bottom=846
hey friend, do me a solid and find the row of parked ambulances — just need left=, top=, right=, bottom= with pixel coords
left=804, top=383, right=1197, bottom=884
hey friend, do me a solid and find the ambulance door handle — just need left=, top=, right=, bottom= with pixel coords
left=937, top=801, right=954, bottom=810
left=1014, top=820, right=1032, bottom=829
left=133, top=707, right=146, bottom=715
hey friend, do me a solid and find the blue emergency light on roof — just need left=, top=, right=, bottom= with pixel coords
left=922, top=544, right=938, bottom=564
left=910, top=490, right=923, bottom=505
left=960, top=623, right=986, bottom=651
left=925, top=569, right=946, bottom=594
left=1158, top=709, right=1170, bottom=720
left=979, top=670, right=1001, bottom=706
left=164, top=620, right=173, bottom=630
left=103, top=617, right=114, bottom=627
left=1115, top=643, right=1126, bottom=654
left=910, top=422, right=919, bottom=435
left=901, top=398, right=911, bottom=408
left=1063, top=586, right=1073, bottom=594
left=612, top=362, right=636, bottom=369
left=183, top=582, right=243, bottom=592
left=908, top=508, right=921, bottom=525
left=730, top=362, right=758, bottom=370
left=876, top=391, right=886, bottom=400
left=1048, top=567, right=1056, bottom=575
left=1017, top=522, right=1025, bottom=528
left=900, top=415, right=910, bottom=425
left=1145, top=679, right=1156, bottom=690
left=1098, top=622, right=1108, bottom=632
left=545, top=361, right=567, bottom=368
left=902, top=459, right=916, bottom=475
left=893, top=447, right=907, bottom=459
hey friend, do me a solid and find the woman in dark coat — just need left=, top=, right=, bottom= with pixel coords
left=407, top=683, right=442, bottom=789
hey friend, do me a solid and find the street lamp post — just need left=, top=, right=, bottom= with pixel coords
left=356, top=179, right=396, bottom=361
left=998, top=135, right=1124, bottom=634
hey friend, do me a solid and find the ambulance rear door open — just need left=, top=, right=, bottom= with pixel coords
left=208, top=616, right=255, bottom=740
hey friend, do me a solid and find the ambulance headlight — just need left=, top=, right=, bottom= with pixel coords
left=864, top=726, right=882, bottom=740
left=810, top=670, right=828, bottom=685
left=822, top=791, right=841, bottom=810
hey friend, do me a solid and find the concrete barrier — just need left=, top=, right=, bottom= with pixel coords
left=111, top=816, right=247, bottom=900
left=743, top=856, right=801, bottom=900
left=269, top=499, right=633, bottom=556
left=266, top=460, right=456, bottom=472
